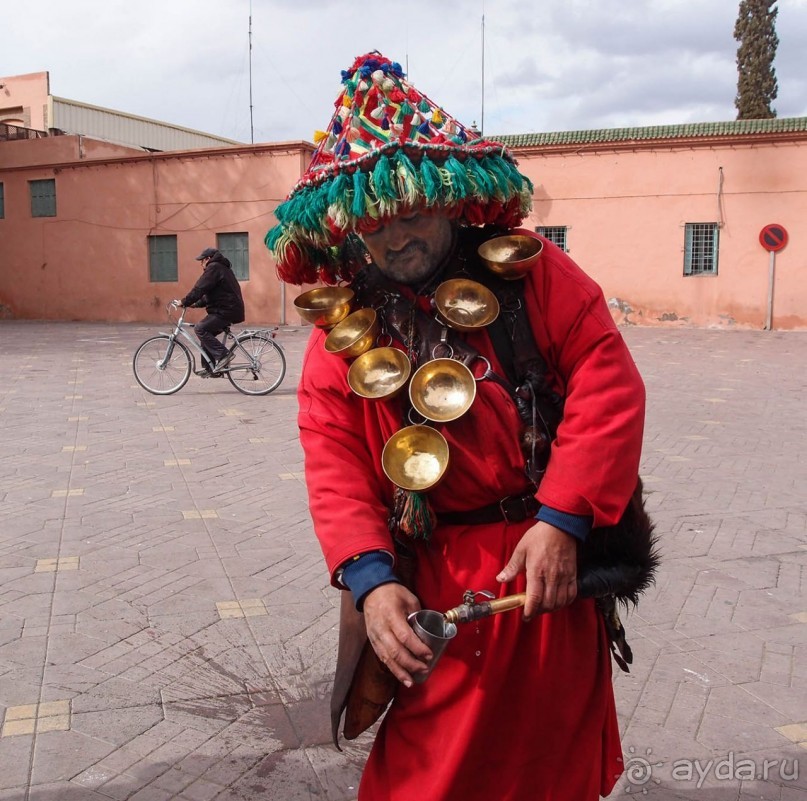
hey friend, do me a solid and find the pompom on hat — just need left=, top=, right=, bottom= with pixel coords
left=266, top=51, right=534, bottom=285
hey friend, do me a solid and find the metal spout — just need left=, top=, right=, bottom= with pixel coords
left=443, top=591, right=526, bottom=625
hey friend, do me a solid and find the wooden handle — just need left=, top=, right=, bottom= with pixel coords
left=487, top=593, right=527, bottom=616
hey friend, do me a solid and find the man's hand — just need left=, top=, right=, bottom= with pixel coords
left=496, top=521, right=578, bottom=620
left=171, top=299, right=183, bottom=308
left=362, top=583, right=433, bottom=687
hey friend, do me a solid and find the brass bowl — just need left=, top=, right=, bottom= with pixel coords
left=348, top=346, right=412, bottom=400
left=434, top=279, right=500, bottom=332
left=478, top=235, right=543, bottom=280
left=409, top=358, right=476, bottom=423
left=324, top=308, right=379, bottom=359
left=293, top=286, right=354, bottom=329
left=382, top=425, right=449, bottom=491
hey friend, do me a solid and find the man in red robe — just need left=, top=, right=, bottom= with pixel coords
left=268, top=52, right=647, bottom=801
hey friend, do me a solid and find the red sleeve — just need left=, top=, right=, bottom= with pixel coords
left=524, top=237, right=646, bottom=527
left=297, top=330, right=395, bottom=583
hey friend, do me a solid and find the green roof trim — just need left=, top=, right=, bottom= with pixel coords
left=494, top=117, right=807, bottom=148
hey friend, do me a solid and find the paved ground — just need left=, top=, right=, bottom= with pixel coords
left=0, top=321, right=806, bottom=801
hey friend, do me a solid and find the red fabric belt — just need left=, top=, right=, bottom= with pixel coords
left=437, top=492, right=539, bottom=525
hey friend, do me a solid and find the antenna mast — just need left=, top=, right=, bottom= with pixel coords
left=249, top=1, right=254, bottom=143
left=481, top=6, right=485, bottom=136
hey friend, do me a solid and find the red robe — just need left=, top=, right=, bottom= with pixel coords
left=298, top=237, right=645, bottom=800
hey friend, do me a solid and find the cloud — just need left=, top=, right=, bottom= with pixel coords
left=4, top=0, right=807, bottom=143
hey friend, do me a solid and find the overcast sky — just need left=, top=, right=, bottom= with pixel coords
left=6, top=0, right=807, bottom=144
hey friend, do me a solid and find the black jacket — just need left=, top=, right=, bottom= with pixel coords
left=181, top=252, right=245, bottom=323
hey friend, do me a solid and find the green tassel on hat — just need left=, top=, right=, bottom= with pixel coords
left=351, top=170, right=369, bottom=219
left=465, top=156, right=495, bottom=200
left=419, top=155, right=442, bottom=206
left=394, top=150, right=422, bottom=208
left=443, top=155, right=472, bottom=202
left=371, top=154, right=399, bottom=217
left=481, top=155, right=511, bottom=200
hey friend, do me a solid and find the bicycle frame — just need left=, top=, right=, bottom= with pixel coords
left=159, top=306, right=278, bottom=371
left=159, top=307, right=222, bottom=370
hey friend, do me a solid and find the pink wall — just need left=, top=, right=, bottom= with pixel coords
left=1, top=129, right=805, bottom=329
left=0, top=136, right=313, bottom=325
left=1, top=134, right=144, bottom=167
left=0, top=72, right=49, bottom=130
left=516, top=135, right=807, bottom=329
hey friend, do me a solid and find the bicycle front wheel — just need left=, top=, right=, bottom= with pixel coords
left=133, top=335, right=192, bottom=395
left=227, top=334, right=287, bottom=396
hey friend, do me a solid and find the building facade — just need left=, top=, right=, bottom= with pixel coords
left=1, top=80, right=806, bottom=329
left=1, top=71, right=241, bottom=150
left=502, top=118, right=807, bottom=330
left=0, top=133, right=312, bottom=324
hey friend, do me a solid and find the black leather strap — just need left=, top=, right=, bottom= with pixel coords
left=438, top=492, right=539, bottom=526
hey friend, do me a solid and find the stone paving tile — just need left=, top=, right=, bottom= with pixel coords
left=23, top=783, right=114, bottom=800
left=0, top=323, right=806, bottom=799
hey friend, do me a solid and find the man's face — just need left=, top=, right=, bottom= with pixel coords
left=201, top=257, right=210, bottom=268
left=361, top=212, right=454, bottom=285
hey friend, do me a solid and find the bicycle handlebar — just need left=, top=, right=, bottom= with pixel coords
left=166, top=302, right=188, bottom=324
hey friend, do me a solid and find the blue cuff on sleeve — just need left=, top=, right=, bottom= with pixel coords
left=536, top=506, right=592, bottom=542
left=341, top=551, right=400, bottom=611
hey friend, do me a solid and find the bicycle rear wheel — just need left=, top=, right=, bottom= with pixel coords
left=227, top=334, right=286, bottom=395
left=133, top=335, right=192, bottom=395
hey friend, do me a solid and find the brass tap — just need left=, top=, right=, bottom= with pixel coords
left=443, top=590, right=526, bottom=625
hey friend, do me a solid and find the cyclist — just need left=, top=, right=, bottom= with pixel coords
left=174, top=248, right=245, bottom=377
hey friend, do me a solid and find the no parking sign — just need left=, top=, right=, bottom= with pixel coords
left=759, top=223, right=788, bottom=253
left=759, top=223, right=789, bottom=330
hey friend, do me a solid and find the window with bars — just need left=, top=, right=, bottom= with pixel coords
left=0, top=183, right=4, bottom=219
left=684, top=223, right=719, bottom=276
left=148, top=235, right=178, bottom=282
left=30, top=178, right=56, bottom=217
left=535, top=226, right=568, bottom=252
left=217, top=232, right=249, bottom=280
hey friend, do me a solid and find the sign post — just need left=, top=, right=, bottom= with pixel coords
left=759, top=224, right=788, bottom=330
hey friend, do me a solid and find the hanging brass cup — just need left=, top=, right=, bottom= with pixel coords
left=293, top=287, right=355, bottom=329
left=347, top=346, right=412, bottom=400
left=433, top=279, right=500, bottom=332
left=409, top=358, right=476, bottom=423
left=382, top=425, right=450, bottom=491
left=324, top=308, right=379, bottom=359
left=478, top=235, right=543, bottom=280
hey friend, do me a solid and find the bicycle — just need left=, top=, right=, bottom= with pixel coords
left=132, top=303, right=287, bottom=396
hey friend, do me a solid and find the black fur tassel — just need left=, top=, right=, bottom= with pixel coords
left=577, top=477, right=661, bottom=607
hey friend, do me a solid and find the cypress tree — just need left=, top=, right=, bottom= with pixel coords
left=734, top=0, right=779, bottom=119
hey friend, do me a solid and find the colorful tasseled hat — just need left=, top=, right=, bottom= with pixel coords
left=265, top=51, right=534, bottom=285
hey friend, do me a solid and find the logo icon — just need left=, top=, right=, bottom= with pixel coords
left=624, top=747, right=663, bottom=794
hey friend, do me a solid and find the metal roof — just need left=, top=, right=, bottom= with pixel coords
left=51, top=96, right=242, bottom=151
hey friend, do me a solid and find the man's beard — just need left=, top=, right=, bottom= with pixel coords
left=380, top=241, right=438, bottom=285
